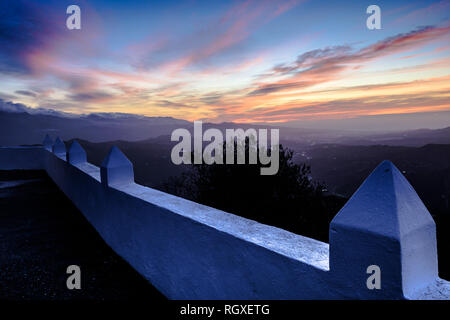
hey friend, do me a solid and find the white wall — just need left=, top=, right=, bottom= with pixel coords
left=0, top=144, right=449, bottom=300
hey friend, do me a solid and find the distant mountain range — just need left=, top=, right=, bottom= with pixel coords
left=1, top=106, right=449, bottom=147
left=324, top=127, right=450, bottom=147
left=0, top=110, right=190, bottom=145
left=294, top=143, right=450, bottom=215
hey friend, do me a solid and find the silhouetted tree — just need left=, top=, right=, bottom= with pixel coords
left=162, top=139, right=346, bottom=242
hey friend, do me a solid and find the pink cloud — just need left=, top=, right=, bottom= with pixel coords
left=155, top=0, right=305, bottom=75
left=248, top=25, right=450, bottom=97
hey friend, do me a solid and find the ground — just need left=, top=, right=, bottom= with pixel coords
left=0, top=170, right=166, bottom=301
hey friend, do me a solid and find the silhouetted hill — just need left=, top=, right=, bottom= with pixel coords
left=329, top=127, right=450, bottom=146
left=294, top=143, right=450, bottom=215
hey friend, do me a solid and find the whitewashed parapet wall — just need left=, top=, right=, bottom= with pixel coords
left=0, top=135, right=448, bottom=300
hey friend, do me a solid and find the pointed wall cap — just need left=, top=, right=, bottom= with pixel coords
left=331, top=160, right=435, bottom=239
left=67, top=140, right=87, bottom=165
left=43, top=134, right=53, bottom=151
left=100, top=146, right=134, bottom=186
left=52, top=137, right=66, bottom=158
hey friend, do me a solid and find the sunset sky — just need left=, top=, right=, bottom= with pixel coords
left=0, top=0, right=449, bottom=129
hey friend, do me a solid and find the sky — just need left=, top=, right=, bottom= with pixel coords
left=0, top=0, right=449, bottom=130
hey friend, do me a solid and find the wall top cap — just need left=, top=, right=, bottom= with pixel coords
left=101, top=146, right=132, bottom=169
left=330, top=160, right=435, bottom=240
left=67, top=140, right=87, bottom=164
left=52, top=137, right=66, bottom=152
left=69, top=140, right=84, bottom=153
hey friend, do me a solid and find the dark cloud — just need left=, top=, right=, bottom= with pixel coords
left=248, top=82, right=305, bottom=96
left=155, top=100, right=195, bottom=109
left=15, top=90, right=37, bottom=97
left=271, top=45, right=352, bottom=75
left=198, top=93, right=224, bottom=105
left=66, top=91, right=115, bottom=102
left=286, top=26, right=445, bottom=75
left=295, top=46, right=352, bottom=66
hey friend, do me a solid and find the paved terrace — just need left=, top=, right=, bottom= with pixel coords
left=0, top=170, right=165, bottom=300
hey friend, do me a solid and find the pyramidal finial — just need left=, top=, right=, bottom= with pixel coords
left=52, top=137, right=66, bottom=159
left=68, top=140, right=87, bottom=165
left=43, top=134, right=53, bottom=151
left=329, top=160, right=438, bottom=299
left=331, top=160, right=435, bottom=237
left=100, top=146, right=134, bottom=187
